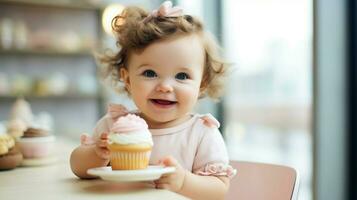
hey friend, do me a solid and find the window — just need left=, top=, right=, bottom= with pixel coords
left=223, top=0, right=313, bottom=200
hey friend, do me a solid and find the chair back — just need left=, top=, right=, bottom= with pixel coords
left=226, top=161, right=299, bottom=200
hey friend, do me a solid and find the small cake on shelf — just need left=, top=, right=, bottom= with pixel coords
left=108, top=114, right=153, bottom=170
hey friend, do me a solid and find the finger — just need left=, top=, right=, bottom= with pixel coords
left=80, top=133, right=89, bottom=142
left=98, top=152, right=110, bottom=159
left=155, top=176, right=171, bottom=184
left=81, top=136, right=90, bottom=145
left=162, top=156, right=178, bottom=167
left=97, top=139, right=109, bottom=147
left=100, top=148, right=110, bottom=155
left=80, top=134, right=95, bottom=145
left=159, top=174, right=172, bottom=179
left=157, top=160, right=167, bottom=167
left=155, top=183, right=170, bottom=189
left=95, top=147, right=110, bottom=159
left=100, top=132, right=109, bottom=139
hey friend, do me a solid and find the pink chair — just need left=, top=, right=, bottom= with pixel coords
left=226, top=161, right=299, bottom=200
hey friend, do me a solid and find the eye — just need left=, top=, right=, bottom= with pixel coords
left=175, top=72, right=190, bottom=80
left=142, top=70, right=157, bottom=78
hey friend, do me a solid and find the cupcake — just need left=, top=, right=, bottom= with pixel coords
left=0, top=133, right=23, bottom=170
left=108, top=114, right=153, bottom=170
left=18, top=122, right=55, bottom=159
left=9, top=98, right=33, bottom=126
left=7, top=119, right=27, bottom=138
left=6, top=98, right=33, bottom=139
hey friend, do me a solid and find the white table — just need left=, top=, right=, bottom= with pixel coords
left=0, top=137, right=188, bottom=200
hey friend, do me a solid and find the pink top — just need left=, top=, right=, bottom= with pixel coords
left=86, top=103, right=236, bottom=179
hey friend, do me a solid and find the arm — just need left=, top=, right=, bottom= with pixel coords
left=70, top=145, right=110, bottom=179
left=70, top=133, right=110, bottom=179
left=180, top=171, right=229, bottom=200
left=155, top=156, right=230, bottom=200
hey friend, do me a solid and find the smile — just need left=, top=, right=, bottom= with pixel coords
left=150, top=99, right=177, bottom=108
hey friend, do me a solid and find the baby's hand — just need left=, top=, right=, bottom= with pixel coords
left=154, top=156, right=186, bottom=192
left=80, top=133, right=95, bottom=145
left=94, top=132, right=110, bottom=160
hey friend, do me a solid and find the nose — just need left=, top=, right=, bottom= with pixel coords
left=155, top=79, right=174, bottom=93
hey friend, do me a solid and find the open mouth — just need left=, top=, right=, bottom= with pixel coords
left=150, top=99, right=177, bottom=107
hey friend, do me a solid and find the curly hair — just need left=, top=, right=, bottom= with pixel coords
left=99, top=6, right=229, bottom=100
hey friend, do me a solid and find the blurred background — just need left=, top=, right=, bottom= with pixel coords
left=0, top=0, right=354, bottom=200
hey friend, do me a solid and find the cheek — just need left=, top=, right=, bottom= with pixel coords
left=178, top=85, right=200, bottom=103
left=130, top=82, right=149, bottom=108
left=130, top=79, right=153, bottom=97
left=132, top=81, right=144, bottom=90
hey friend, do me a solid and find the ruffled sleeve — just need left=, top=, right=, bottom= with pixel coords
left=192, top=114, right=237, bottom=179
left=195, top=163, right=236, bottom=179
left=80, top=103, right=129, bottom=145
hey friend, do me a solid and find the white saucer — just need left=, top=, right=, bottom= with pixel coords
left=87, top=165, right=176, bottom=182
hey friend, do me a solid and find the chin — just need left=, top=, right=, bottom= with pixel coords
left=152, top=115, right=176, bottom=123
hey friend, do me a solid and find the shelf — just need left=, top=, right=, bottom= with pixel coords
left=0, top=0, right=104, bottom=10
left=0, top=94, right=98, bottom=100
left=0, top=49, right=95, bottom=57
left=0, top=0, right=107, bottom=119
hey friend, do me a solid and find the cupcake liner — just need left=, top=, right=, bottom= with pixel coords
left=110, top=150, right=151, bottom=170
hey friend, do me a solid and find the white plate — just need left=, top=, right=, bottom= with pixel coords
left=87, top=165, right=176, bottom=182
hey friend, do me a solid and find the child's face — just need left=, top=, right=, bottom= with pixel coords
left=121, top=34, right=205, bottom=128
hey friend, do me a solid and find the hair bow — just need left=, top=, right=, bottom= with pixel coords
left=143, top=1, right=183, bottom=23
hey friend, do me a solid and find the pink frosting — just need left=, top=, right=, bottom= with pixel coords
left=110, top=114, right=148, bottom=133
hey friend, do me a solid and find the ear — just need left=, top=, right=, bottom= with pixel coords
left=120, top=68, right=130, bottom=91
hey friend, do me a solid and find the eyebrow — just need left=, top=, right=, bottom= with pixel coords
left=136, top=63, right=152, bottom=69
left=177, top=66, right=191, bottom=70
left=177, top=66, right=195, bottom=73
left=136, top=64, right=195, bottom=73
